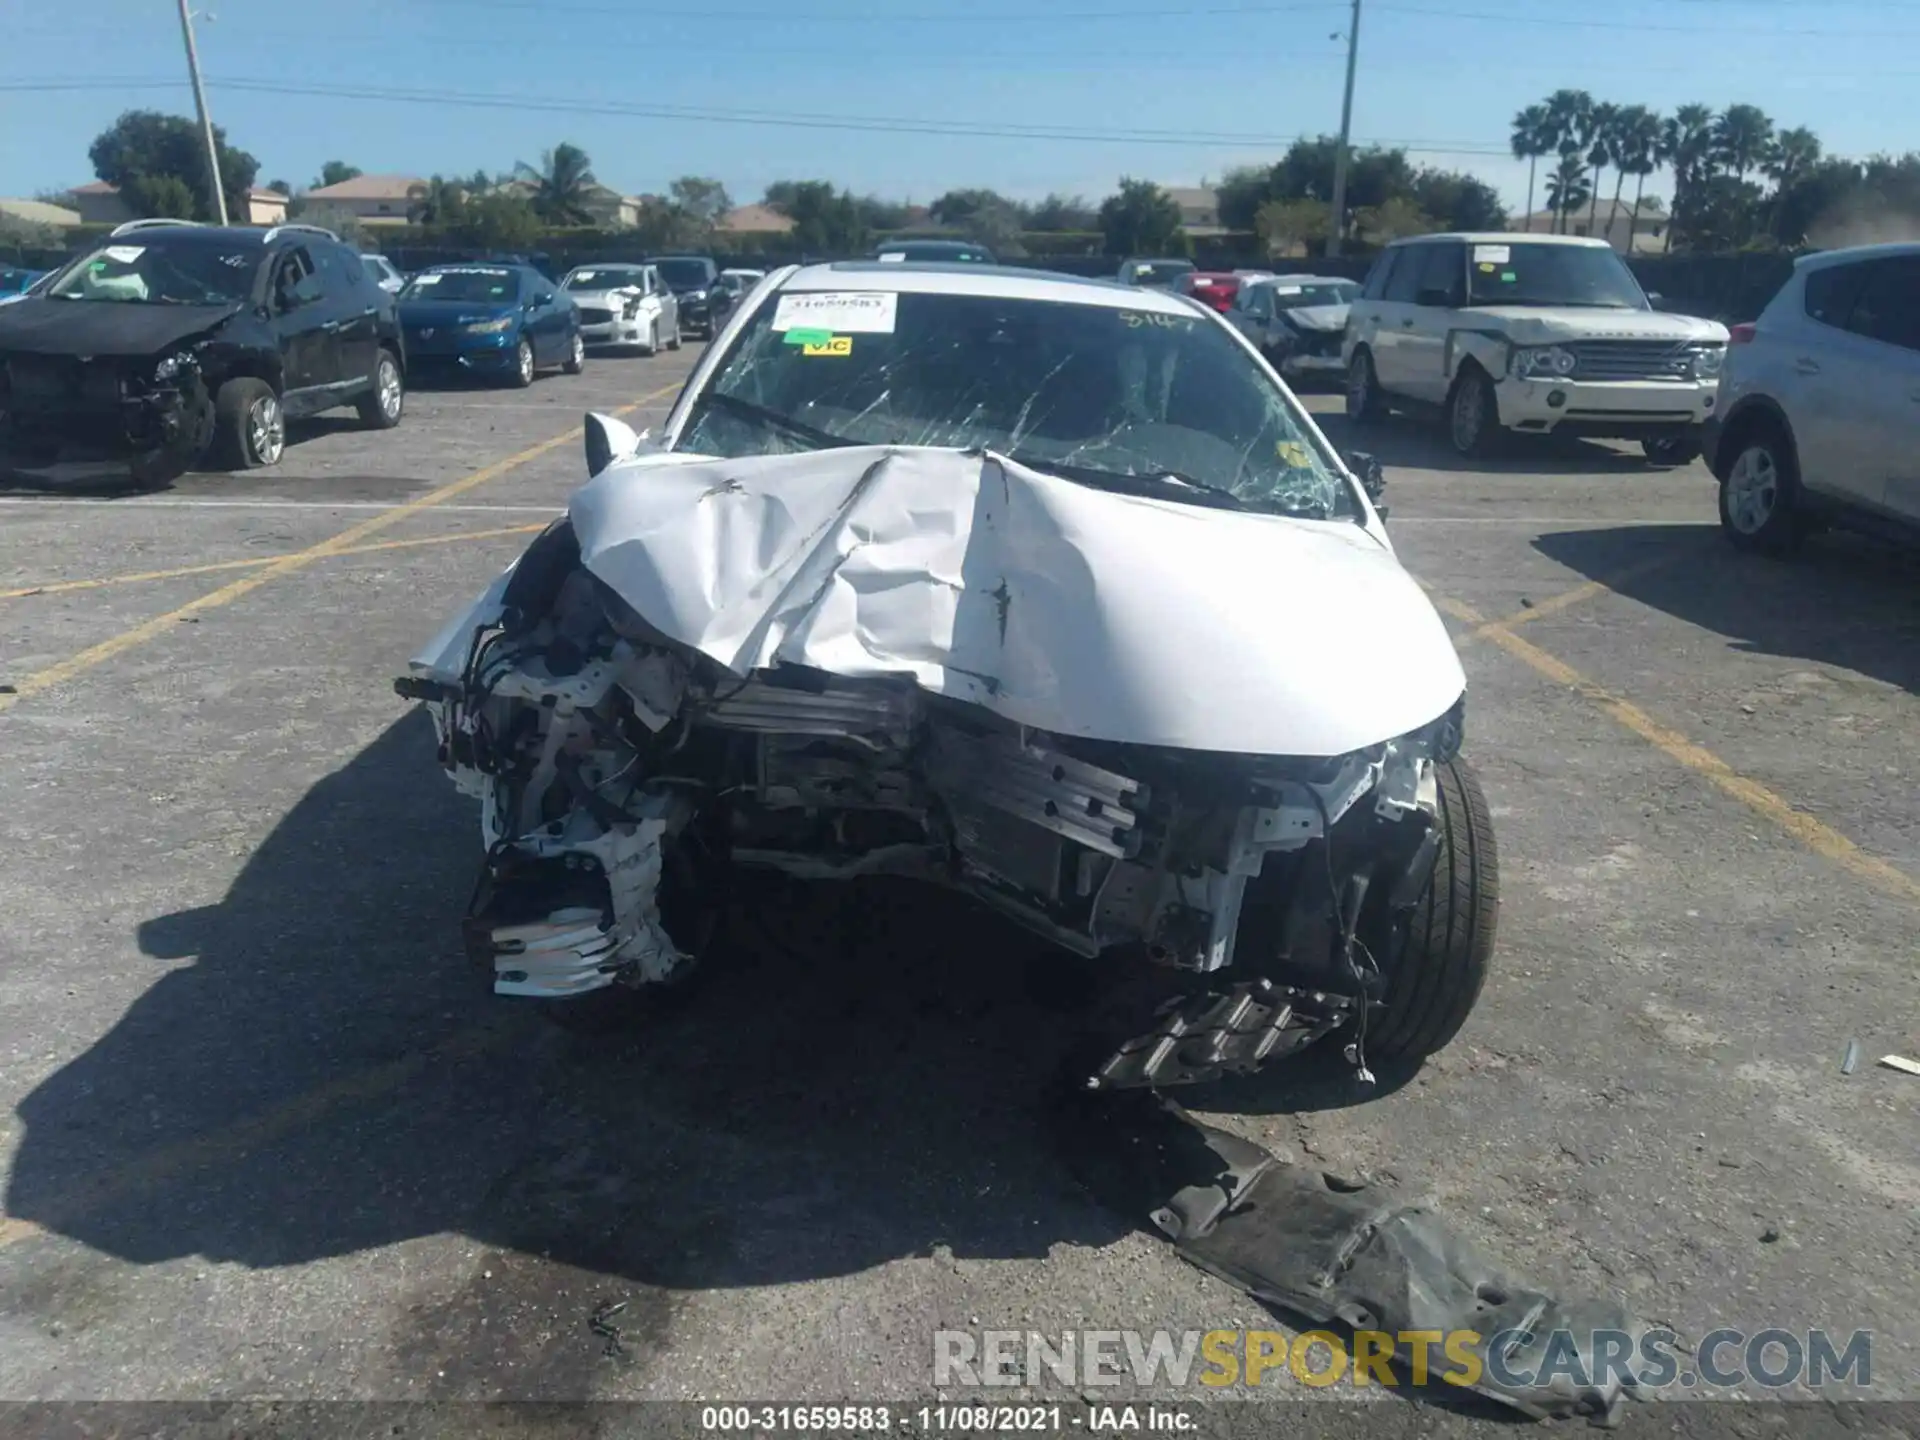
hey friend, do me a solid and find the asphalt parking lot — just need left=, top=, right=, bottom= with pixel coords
left=0, top=352, right=1915, bottom=1427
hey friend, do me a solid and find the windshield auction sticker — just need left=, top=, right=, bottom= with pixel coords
left=771, top=291, right=897, bottom=334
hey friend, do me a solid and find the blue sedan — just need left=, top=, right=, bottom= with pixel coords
left=395, top=263, right=584, bottom=387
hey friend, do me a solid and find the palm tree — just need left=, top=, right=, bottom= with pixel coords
left=406, top=174, right=470, bottom=226
left=1541, top=89, right=1594, bottom=231
left=1613, top=106, right=1664, bottom=251
left=1510, top=103, right=1553, bottom=231
left=1762, top=125, right=1821, bottom=240
left=1659, top=104, right=1715, bottom=252
left=1713, top=104, right=1774, bottom=188
left=1585, top=100, right=1620, bottom=238
left=1545, top=153, right=1592, bottom=228
left=514, top=142, right=597, bottom=225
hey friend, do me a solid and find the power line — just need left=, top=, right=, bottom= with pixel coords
left=390, top=0, right=1920, bottom=31
left=0, top=75, right=1521, bottom=154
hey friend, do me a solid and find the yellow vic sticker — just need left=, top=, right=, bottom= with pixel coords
left=802, top=336, right=853, bottom=356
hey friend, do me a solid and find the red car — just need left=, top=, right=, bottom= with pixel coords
left=1180, top=271, right=1240, bottom=313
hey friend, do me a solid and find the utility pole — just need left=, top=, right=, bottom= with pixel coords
left=1326, top=0, right=1363, bottom=258
left=175, top=0, right=228, bottom=225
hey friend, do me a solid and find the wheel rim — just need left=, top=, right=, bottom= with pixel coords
left=571, top=334, right=583, bottom=366
left=1347, top=355, right=1371, bottom=413
left=1451, top=377, right=1485, bottom=451
left=249, top=395, right=284, bottom=464
left=518, top=343, right=533, bottom=383
left=377, top=357, right=402, bottom=419
left=1725, top=444, right=1778, bottom=534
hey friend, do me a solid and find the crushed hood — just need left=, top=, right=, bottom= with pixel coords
left=1465, top=306, right=1727, bottom=345
left=1280, top=303, right=1349, bottom=333
left=0, top=296, right=239, bottom=358
left=565, top=444, right=1464, bottom=757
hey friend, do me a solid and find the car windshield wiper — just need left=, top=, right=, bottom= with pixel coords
left=1004, top=454, right=1257, bottom=513
left=704, top=390, right=860, bottom=452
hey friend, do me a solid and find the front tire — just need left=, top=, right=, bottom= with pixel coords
left=212, top=378, right=285, bottom=470
left=1719, top=422, right=1808, bottom=556
left=1346, top=348, right=1385, bottom=425
left=1365, top=755, right=1499, bottom=1064
left=1446, top=365, right=1502, bottom=459
left=508, top=338, right=535, bottom=389
left=563, top=331, right=585, bottom=375
left=356, top=348, right=404, bottom=429
left=667, top=318, right=683, bottom=351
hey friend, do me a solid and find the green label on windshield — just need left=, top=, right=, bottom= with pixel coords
left=783, top=327, right=834, bottom=346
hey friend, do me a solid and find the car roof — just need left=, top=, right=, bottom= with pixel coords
left=98, top=224, right=270, bottom=247
left=1390, top=231, right=1609, bottom=248
left=1250, top=273, right=1352, bottom=286
left=777, top=260, right=1199, bottom=314
left=1795, top=240, right=1920, bottom=269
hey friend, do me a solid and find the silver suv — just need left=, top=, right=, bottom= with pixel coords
left=1707, top=242, right=1920, bottom=553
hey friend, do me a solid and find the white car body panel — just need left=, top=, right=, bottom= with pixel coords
left=406, top=261, right=1476, bottom=1013
left=416, top=442, right=1463, bottom=759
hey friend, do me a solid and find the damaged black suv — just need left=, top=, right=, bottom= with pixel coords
left=0, top=220, right=406, bottom=488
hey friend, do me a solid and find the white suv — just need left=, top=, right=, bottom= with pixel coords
left=1706, top=242, right=1920, bottom=554
left=1343, top=233, right=1728, bottom=462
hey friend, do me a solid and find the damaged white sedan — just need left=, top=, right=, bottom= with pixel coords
left=398, top=262, right=1496, bottom=1088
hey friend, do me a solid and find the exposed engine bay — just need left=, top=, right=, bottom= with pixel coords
left=400, top=433, right=1474, bottom=1089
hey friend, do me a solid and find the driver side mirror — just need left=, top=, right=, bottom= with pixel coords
left=1344, top=449, right=1388, bottom=518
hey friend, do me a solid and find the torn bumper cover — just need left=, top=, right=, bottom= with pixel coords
left=401, top=440, right=1474, bottom=1083
left=0, top=350, right=214, bottom=483
left=1062, top=1091, right=1649, bottom=1425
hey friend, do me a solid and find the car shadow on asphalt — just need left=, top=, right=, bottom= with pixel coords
left=0, top=425, right=352, bottom=499
left=1533, top=523, right=1920, bottom=696
left=1311, top=412, right=1659, bottom=476
left=8, top=711, right=1424, bottom=1296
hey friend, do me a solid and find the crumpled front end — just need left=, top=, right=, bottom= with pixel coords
left=399, top=434, right=1470, bottom=1083
left=1, top=347, right=214, bottom=484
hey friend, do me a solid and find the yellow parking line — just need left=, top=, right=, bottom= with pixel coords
left=0, top=1020, right=522, bottom=1249
left=0, top=524, right=550, bottom=601
left=0, top=380, right=679, bottom=718
left=1435, top=594, right=1920, bottom=907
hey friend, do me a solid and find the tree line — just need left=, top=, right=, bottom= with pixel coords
left=11, top=106, right=1915, bottom=265
left=1510, top=90, right=1920, bottom=253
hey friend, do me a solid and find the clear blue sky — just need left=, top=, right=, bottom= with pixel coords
left=2, top=0, right=1913, bottom=215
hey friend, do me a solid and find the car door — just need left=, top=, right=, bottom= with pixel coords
left=1231, top=283, right=1269, bottom=348
left=1399, top=239, right=1468, bottom=405
left=1831, top=255, right=1920, bottom=518
left=269, top=246, right=336, bottom=413
left=1777, top=259, right=1879, bottom=507
left=523, top=274, right=561, bottom=362
left=318, top=242, right=380, bottom=394
left=652, top=269, right=679, bottom=336
left=1363, top=244, right=1427, bottom=395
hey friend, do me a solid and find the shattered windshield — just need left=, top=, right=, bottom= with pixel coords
left=46, top=240, right=260, bottom=305
left=1268, top=281, right=1357, bottom=309
left=401, top=268, right=520, bottom=303
left=1466, top=242, right=1649, bottom=309
left=678, top=288, right=1361, bottom=522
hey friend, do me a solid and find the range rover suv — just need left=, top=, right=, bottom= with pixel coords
left=1343, top=233, right=1727, bottom=463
